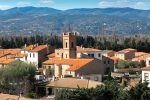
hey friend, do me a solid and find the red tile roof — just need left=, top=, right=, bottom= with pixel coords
left=135, top=52, right=149, bottom=57
left=0, top=59, right=16, bottom=65
left=43, top=58, right=94, bottom=71
left=109, top=56, right=121, bottom=63
left=132, top=54, right=150, bottom=61
left=30, top=45, right=47, bottom=52
left=47, top=78, right=103, bottom=89
left=48, top=53, right=55, bottom=58
left=15, top=53, right=28, bottom=58
left=22, top=45, right=34, bottom=51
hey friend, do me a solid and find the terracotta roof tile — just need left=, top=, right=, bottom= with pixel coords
left=15, top=53, right=28, bottom=58
left=48, top=53, right=55, bottom=58
left=0, top=59, right=16, bottom=65
left=30, top=45, right=47, bottom=52
left=22, top=45, right=34, bottom=51
left=0, top=49, right=20, bottom=56
left=43, top=58, right=94, bottom=71
left=109, top=56, right=121, bottom=63
left=135, top=52, right=149, bottom=57
left=132, top=54, right=150, bottom=61
left=47, top=78, right=103, bottom=89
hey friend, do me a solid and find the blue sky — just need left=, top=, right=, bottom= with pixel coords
left=0, top=0, right=150, bottom=10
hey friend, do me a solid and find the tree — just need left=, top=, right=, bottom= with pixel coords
left=128, top=82, right=150, bottom=100
left=0, top=60, right=36, bottom=95
left=117, top=61, right=141, bottom=69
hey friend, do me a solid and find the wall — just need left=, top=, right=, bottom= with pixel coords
left=76, top=59, right=105, bottom=76
left=146, top=57, right=150, bottom=66
left=82, top=74, right=102, bottom=82
left=142, top=70, right=150, bottom=87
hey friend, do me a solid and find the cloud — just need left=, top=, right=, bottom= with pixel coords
left=40, top=0, right=54, bottom=4
left=17, top=2, right=31, bottom=7
left=0, top=5, right=11, bottom=10
left=98, top=0, right=150, bottom=10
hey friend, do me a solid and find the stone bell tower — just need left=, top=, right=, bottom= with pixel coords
left=62, top=32, right=77, bottom=59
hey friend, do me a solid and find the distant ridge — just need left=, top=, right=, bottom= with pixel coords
left=0, top=6, right=149, bottom=35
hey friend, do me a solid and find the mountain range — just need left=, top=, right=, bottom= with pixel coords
left=0, top=6, right=150, bottom=35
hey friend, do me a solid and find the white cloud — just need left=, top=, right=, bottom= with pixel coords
left=0, top=5, right=11, bottom=10
left=17, top=2, right=31, bottom=7
left=40, top=0, right=54, bottom=4
left=98, top=0, right=150, bottom=10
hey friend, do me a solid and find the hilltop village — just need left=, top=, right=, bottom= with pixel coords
left=0, top=32, right=150, bottom=99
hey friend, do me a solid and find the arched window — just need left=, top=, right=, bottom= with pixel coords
left=66, top=42, right=68, bottom=48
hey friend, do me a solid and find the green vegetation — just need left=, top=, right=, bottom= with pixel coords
left=0, top=60, right=36, bottom=95
left=1, top=35, right=150, bottom=53
left=117, top=60, right=145, bottom=69
left=26, top=92, right=38, bottom=99
left=55, top=80, right=150, bottom=100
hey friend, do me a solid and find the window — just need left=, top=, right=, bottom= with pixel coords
left=98, top=53, right=101, bottom=57
left=144, top=73, right=149, bottom=80
left=33, top=53, right=35, bottom=58
left=88, top=54, right=94, bottom=58
left=71, top=42, right=74, bottom=48
left=66, top=42, right=68, bottom=48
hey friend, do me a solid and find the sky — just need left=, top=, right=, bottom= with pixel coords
left=0, top=0, right=150, bottom=10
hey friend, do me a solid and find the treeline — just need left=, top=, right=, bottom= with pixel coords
left=0, top=35, right=62, bottom=49
left=55, top=80, right=150, bottom=100
left=1, top=35, right=150, bottom=53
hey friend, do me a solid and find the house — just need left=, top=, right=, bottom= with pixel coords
left=42, top=32, right=114, bottom=81
left=141, top=66, right=150, bottom=87
left=45, top=78, right=103, bottom=95
left=100, top=50, right=115, bottom=57
left=0, top=49, right=20, bottom=59
left=115, top=48, right=136, bottom=60
left=76, top=47, right=102, bottom=59
left=19, top=45, right=50, bottom=68
left=43, top=58, right=105, bottom=80
left=135, top=52, right=149, bottom=57
left=132, top=54, right=150, bottom=62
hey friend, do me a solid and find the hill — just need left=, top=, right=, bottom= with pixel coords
left=0, top=6, right=149, bottom=35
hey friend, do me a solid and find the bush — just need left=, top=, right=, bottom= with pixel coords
left=26, top=92, right=38, bottom=99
